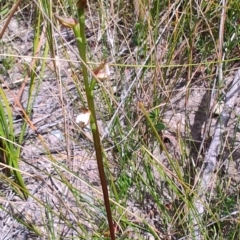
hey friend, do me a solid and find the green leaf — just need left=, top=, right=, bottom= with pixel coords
left=149, top=111, right=156, bottom=120
left=155, top=123, right=165, bottom=131
left=0, top=88, right=29, bottom=199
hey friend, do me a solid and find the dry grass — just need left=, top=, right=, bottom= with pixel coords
left=0, top=0, right=239, bottom=239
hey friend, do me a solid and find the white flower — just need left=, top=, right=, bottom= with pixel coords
left=76, top=108, right=91, bottom=127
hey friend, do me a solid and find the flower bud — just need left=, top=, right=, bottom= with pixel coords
left=55, top=15, right=78, bottom=28
left=77, top=0, right=87, bottom=10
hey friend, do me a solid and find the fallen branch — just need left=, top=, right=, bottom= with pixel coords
left=192, top=68, right=240, bottom=239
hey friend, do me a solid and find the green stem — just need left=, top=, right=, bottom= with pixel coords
left=75, top=3, right=115, bottom=240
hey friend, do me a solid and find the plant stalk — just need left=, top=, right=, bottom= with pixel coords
left=75, top=2, right=115, bottom=239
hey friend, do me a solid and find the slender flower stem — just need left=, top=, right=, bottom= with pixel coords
left=74, top=1, right=115, bottom=239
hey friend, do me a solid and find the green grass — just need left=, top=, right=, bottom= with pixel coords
left=0, top=0, right=239, bottom=239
